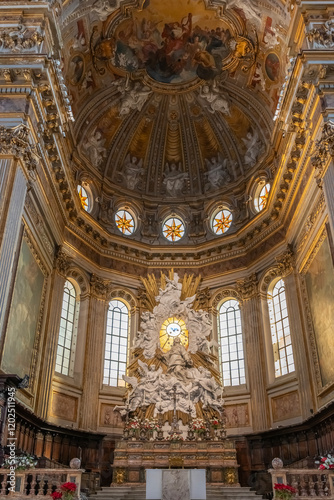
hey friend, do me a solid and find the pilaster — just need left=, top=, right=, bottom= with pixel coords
left=79, top=274, right=111, bottom=430
left=236, top=274, right=269, bottom=431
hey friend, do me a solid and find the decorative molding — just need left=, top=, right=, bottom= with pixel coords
left=211, top=288, right=242, bottom=309
left=67, top=267, right=89, bottom=296
left=306, top=20, right=334, bottom=49
left=236, top=273, right=258, bottom=300
left=25, top=194, right=54, bottom=257
left=0, top=124, right=39, bottom=176
left=311, top=121, right=334, bottom=185
left=275, top=244, right=295, bottom=277
left=296, top=193, right=325, bottom=255
left=90, top=273, right=112, bottom=299
left=0, top=27, right=44, bottom=52
left=53, top=245, right=72, bottom=277
left=108, top=288, right=136, bottom=309
left=300, top=227, right=327, bottom=276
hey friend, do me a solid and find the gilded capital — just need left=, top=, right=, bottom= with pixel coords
left=0, top=124, right=38, bottom=174
left=236, top=273, right=258, bottom=300
left=90, top=273, right=112, bottom=299
left=54, top=245, right=72, bottom=277
left=311, top=121, right=334, bottom=184
left=275, top=244, right=295, bottom=276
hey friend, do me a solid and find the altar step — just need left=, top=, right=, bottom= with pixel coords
left=93, top=485, right=260, bottom=500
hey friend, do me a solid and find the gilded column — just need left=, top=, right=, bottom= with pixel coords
left=79, top=274, right=111, bottom=430
left=236, top=273, right=270, bottom=431
left=277, top=248, right=314, bottom=419
left=36, top=247, right=72, bottom=419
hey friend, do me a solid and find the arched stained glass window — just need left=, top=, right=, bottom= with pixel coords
left=268, top=279, right=295, bottom=377
left=55, top=280, right=78, bottom=376
left=104, top=299, right=129, bottom=387
left=218, top=299, right=245, bottom=386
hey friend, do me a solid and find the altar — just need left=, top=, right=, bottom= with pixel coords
left=112, top=271, right=240, bottom=489
left=146, top=469, right=206, bottom=500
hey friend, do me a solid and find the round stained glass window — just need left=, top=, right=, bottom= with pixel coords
left=163, top=217, right=185, bottom=242
left=212, top=209, right=232, bottom=235
left=254, top=183, right=270, bottom=212
left=77, top=185, right=89, bottom=212
left=160, top=317, right=188, bottom=352
left=115, top=209, right=135, bottom=235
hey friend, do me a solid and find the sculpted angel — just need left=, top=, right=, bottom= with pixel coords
left=122, top=155, right=144, bottom=190
left=163, top=163, right=188, bottom=197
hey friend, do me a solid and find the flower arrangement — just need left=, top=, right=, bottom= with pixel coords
left=315, top=454, right=334, bottom=470
left=127, top=417, right=140, bottom=430
left=166, top=433, right=184, bottom=441
left=51, top=482, right=77, bottom=500
left=210, top=418, right=220, bottom=429
left=141, top=418, right=158, bottom=431
left=274, top=483, right=297, bottom=500
left=191, top=418, right=206, bottom=434
left=3, top=453, right=38, bottom=470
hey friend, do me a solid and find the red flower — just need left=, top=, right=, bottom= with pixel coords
left=319, top=464, right=326, bottom=470
left=61, top=482, right=77, bottom=493
left=329, top=464, right=334, bottom=469
left=321, top=457, right=327, bottom=462
left=274, top=483, right=296, bottom=495
left=51, top=493, right=62, bottom=500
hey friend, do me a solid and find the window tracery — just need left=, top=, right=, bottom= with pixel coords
left=55, top=280, right=79, bottom=376
left=218, top=299, right=246, bottom=386
left=267, top=278, right=295, bottom=377
left=211, top=208, right=232, bottom=235
left=103, top=299, right=129, bottom=387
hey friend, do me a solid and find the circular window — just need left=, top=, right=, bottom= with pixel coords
left=163, top=217, right=185, bottom=242
left=160, top=317, right=188, bottom=352
left=77, top=185, right=90, bottom=212
left=115, top=209, right=135, bottom=235
left=254, top=183, right=270, bottom=212
left=212, top=208, right=232, bottom=235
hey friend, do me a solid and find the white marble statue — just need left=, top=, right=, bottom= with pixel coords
left=91, top=0, right=116, bottom=21
left=82, top=128, right=106, bottom=167
left=242, top=129, right=264, bottom=168
left=163, top=163, right=188, bottom=197
left=121, top=154, right=144, bottom=190
left=200, top=83, right=230, bottom=115
left=118, top=80, right=152, bottom=117
left=204, top=155, right=231, bottom=190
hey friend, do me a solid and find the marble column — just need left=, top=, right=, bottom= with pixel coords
left=79, top=274, right=111, bottom=430
left=323, top=162, right=334, bottom=239
left=237, top=274, right=270, bottom=431
left=0, top=161, right=27, bottom=338
left=36, top=247, right=72, bottom=419
left=284, top=270, right=314, bottom=419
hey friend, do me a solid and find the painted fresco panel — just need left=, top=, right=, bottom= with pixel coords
left=1, top=239, right=44, bottom=379
left=305, top=237, right=334, bottom=387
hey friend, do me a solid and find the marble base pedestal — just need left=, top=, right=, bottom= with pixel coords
left=146, top=469, right=206, bottom=500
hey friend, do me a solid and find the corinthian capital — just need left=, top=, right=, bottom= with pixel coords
left=236, top=273, right=258, bottom=300
left=54, top=245, right=72, bottom=277
left=275, top=244, right=294, bottom=276
left=90, top=274, right=112, bottom=299
left=0, top=124, right=38, bottom=174
left=311, top=121, right=334, bottom=184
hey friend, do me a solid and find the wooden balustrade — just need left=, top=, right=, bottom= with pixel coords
left=0, top=468, right=83, bottom=498
left=269, top=468, right=334, bottom=498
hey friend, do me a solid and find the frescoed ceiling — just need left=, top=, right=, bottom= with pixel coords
left=56, top=0, right=294, bottom=240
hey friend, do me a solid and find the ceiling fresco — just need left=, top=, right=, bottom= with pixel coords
left=57, top=0, right=293, bottom=235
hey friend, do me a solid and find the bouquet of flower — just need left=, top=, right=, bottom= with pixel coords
left=166, top=433, right=184, bottom=441
left=274, top=483, right=297, bottom=500
left=191, top=418, right=206, bottom=434
left=210, top=418, right=220, bottom=429
left=3, top=453, right=38, bottom=470
left=51, top=482, right=77, bottom=500
left=127, top=417, right=140, bottom=430
left=141, top=418, right=158, bottom=431
left=315, top=454, right=334, bottom=470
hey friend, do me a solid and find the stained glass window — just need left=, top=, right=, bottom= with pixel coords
left=159, top=317, right=188, bottom=352
left=254, top=183, right=270, bottom=212
left=103, top=299, right=129, bottom=387
left=55, top=280, right=78, bottom=376
left=218, top=299, right=245, bottom=386
left=268, top=279, right=295, bottom=377
left=77, top=185, right=90, bottom=212
left=212, top=209, right=232, bottom=235
left=163, top=217, right=185, bottom=242
left=115, top=210, right=135, bottom=235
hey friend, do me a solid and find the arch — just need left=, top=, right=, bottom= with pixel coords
left=67, top=267, right=90, bottom=297
left=108, top=287, right=137, bottom=311
left=211, top=288, right=242, bottom=310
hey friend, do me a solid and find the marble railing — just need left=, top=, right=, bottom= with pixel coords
left=269, top=468, right=334, bottom=498
left=0, top=468, right=83, bottom=498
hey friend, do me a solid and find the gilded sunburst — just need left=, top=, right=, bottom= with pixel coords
left=163, top=217, right=185, bottom=241
left=115, top=210, right=135, bottom=235
left=213, top=209, right=232, bottom=235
